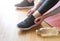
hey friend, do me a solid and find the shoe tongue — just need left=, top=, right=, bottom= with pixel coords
left=24, top=15, right=35, bottom=25
left=28, top=14, right=35, bottom=20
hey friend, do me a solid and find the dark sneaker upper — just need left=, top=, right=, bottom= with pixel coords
left=15, top=0, right=34, bottom=8
left=17, top=15, right=35, bottom=29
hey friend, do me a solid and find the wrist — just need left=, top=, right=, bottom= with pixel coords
left=41, top=15, right=47, bottom=19
left=33, top=6, right=38, bottom=11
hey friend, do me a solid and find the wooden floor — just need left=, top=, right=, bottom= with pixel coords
left=0, top=0, right=60, bottom=41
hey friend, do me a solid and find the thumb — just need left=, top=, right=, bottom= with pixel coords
left=34, top=17, right=41, bottom=24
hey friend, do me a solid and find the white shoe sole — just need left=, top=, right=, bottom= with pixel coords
left=16, top=6, right=33, bottom=9
left=19, top=24, right=37, bottom=30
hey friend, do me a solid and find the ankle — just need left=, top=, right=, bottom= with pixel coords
left=32, top=11, right=41, bottom=18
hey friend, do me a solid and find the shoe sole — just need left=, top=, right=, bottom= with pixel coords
left=19, top=24, right=37, bottom=30
left=16, top=6, right=33, bottom=9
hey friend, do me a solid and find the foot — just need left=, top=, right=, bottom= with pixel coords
left=15, top=0, right=34, bottom=9
left=17, top=15, right=36, bottom=30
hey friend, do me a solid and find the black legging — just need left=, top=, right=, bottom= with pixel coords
left=38, top=0, right=59, bottom=15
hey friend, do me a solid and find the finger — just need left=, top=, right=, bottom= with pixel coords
left=35, top=20, right=42, bottom=25
left=34, top=17, right=41, bottom=24
left=35, top=17, right=41, bottom=22
left=27, top=10, right=31, bottom=14
left=37, top=18, right=44, bottom=25
left=29, top=11, right=34, bottom=14
left=27, top=10, right=34, bottom=16
left=27, top=10, right=31, bottom=16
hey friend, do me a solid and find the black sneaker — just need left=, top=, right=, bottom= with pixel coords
left=15, top=0, right=34, bottom=9
left=17, top=15, right=37, bottom=30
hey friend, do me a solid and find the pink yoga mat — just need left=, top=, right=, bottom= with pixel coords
left=45, top=1, right=60, bottom=31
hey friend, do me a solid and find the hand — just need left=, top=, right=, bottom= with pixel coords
left=34, top=16, right=45, bottom=25
left=27, top=8, right=36, bottom=16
